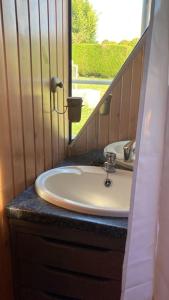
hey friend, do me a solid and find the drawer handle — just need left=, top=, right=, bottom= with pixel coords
left=41, top=292, right=58, bottom=299
left=40, top=236, right=112, bottom=253
left=41, top=291, right=80, bottom=300
left=43, top=264, right=112, bottom=282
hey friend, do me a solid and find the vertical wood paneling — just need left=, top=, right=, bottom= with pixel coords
left=73, top=129, right=87, bottom=156
left=87, top=114, right=98, bottom=151
left=119, top=64, right=132, bottom=140
left=70, top=32, right=147, bottom=156
left=15, top=0, right=36, bottom=186
left=0, top=1, right=69, bottom=299
left=62, top=0, right=69, bottom=150
left=39, top=0, right=52, bottom=170
left=1, top=0, right=25, bottom=195
left=56, top=0, right=65, bottom=161
left=48, top=0, right=59, bottom=167
left=129, top=48, right=144, bottom=138
left=0, top=6, right=14, bottom=299
left=0, top=5, right=14, bottom=200
left=98, top=114, right=109, bottom=149
left=28, top=0, right=44, bottom=176
left=109, top=79, right=122, bottom=142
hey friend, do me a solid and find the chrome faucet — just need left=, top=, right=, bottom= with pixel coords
left=104, top=152, right=116, bottom=173
left=104, top=152, right=116, bottom=187
left=123, top=140, right=135, bottom=161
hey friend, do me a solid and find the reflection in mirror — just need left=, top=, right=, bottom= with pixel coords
left=71, top=0, right=151, bottom=139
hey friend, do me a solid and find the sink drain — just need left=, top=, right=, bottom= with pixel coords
left=104, top=178, right=112, bottom=187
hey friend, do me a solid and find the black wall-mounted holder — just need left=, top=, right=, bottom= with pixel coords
left=99, top=94, right=112, bottom=115
left=50, top=77, right=83, bottom=121
left=67, top=97, right=83, bottom=122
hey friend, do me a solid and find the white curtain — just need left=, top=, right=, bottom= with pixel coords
left=121, top=0, right=169, bottom=299
left=154, top=98, right=169, bottom=299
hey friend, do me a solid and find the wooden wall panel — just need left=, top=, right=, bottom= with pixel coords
left=109, top=79, right=122, bottom=142
left=48, top=0, right=59, bottom=167
left=98, top=114, right=109, bottom=149
left=39, top=0, right=53, bottom=170
left=0, top=1, right=69, bottom=299
left=0, top=5, right=14, bottom=201
left=0, top=5, right=14, bottom=300
left=128, top=47, right=144, bottom=139
left=119, top=65, right=132, bottom=140
left=71, top=129, right=87, bottom=156
left=28, top=0, right=45, bottom=176
left=87, top=114, right=98, bottom=151
left=62, top=0, right=69, bottom=151
left=69, top=31, right=147, bottom=156
left=56, top=0, right=65, bottom=161
left=1, top=0, right=26, bottom=195
left=15, top=0, right=36, bottom=186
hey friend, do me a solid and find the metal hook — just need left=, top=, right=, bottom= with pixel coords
left=50, top=77, right=63, bottom=93
left=52, top=93, right=67, bottom=115
left=50, top=77, right=67, bottom=114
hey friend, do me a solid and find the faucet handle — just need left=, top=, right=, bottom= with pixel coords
left=123, top=140, right=135, bottom=161
left=105, top=152, right=116, bottom=162
left=104, top=152, right=116, bottom=173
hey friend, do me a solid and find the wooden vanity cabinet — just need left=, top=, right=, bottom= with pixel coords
left=9, top=219, right=126, bottom=300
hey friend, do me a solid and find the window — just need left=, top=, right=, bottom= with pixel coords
left=71, top=0, right=150, bottom=139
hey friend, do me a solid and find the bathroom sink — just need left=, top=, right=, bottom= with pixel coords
left=104, top=141, right=135, bottom=170
left=35, top=166, right=132, bottom=217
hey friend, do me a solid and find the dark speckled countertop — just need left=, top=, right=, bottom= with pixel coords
left=6, top=150, right=128, bottom=238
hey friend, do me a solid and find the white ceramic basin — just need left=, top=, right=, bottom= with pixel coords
left=35, top=166, right=132, bottom=217
left=104, top=140, right=135, bottom=170
left=104, top=140, right=130, bottom=160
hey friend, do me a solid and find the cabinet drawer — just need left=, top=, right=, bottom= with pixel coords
left=20, top=288, right=79, bottom=300
left=19, top=262, right=121, bottom=300
left=16, top=232, right=123, bottom=279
